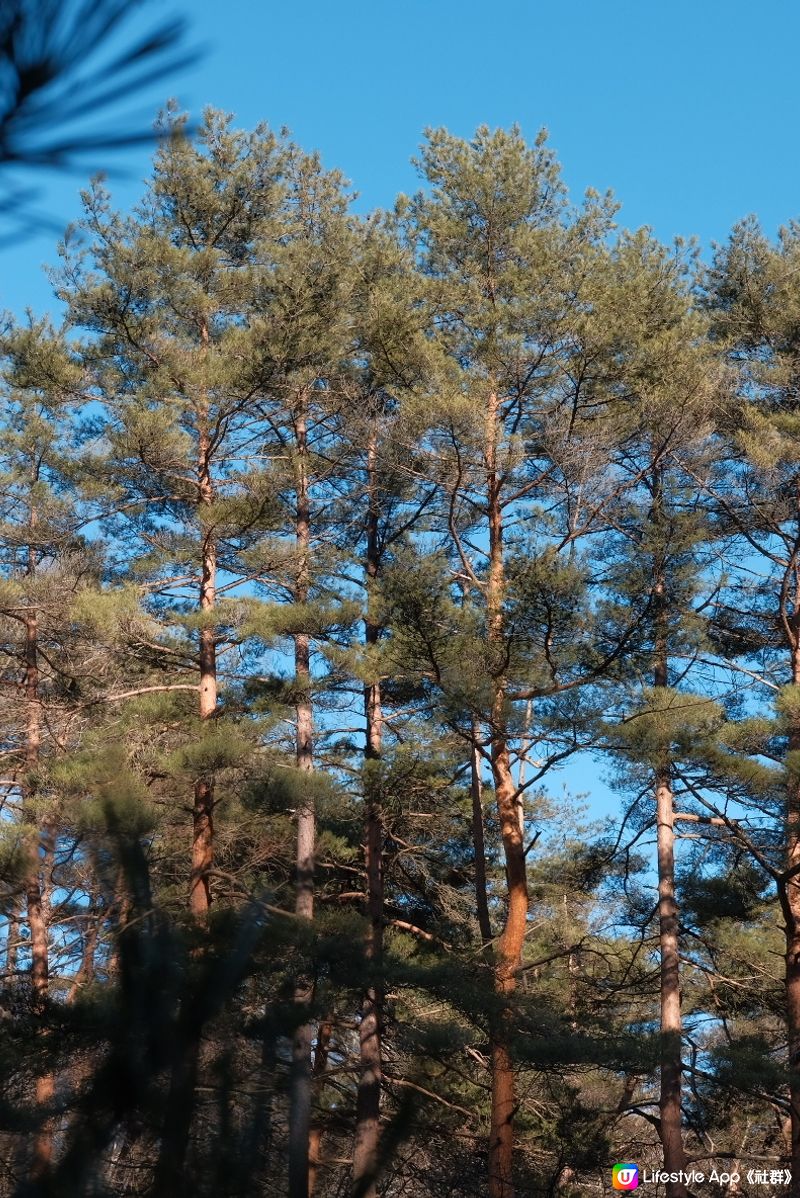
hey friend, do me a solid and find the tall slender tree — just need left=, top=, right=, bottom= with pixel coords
left=343, top=220, right=435, bottom=1198
left=247, top=144, right=355, bottom=1198
left=590, top=231, right=722, bottom=1193
left=405, top=125, right=619, bottom=1197
left=57, top=110, right=288, bottom=919
left=705, top=218, right=800, bottom=1193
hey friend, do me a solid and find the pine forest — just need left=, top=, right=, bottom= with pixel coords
left=3, top=109, right=800, bottom=1198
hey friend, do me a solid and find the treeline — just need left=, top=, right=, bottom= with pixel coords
left=0, top=110, right=797, bottom=1198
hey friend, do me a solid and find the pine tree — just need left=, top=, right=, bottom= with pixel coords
left=244, top=142, right=355, bottom=1198
left=704, top=217, right=800, bottom=1190
left=587, top=230, right=722, bottom=1194
left=56, top=109, right=291, bottom=920
left=403, top=124, right=621, bottom=1197
left=343, top=216, right=434, bottom=1198
left=0, top=316, right=89, bottom=1188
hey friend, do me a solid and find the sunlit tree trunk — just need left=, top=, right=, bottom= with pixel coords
left=156, top=322, right=219, bottom=1195
left=485, top=391, right=527, bottom=1198
left=652, top=467, right=688, bottom=1198
left=190, top=319, right=217, bottom=918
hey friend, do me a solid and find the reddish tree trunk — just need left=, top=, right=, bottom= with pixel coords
left=156, top=322, right=219, bottom=1192
left=785, top=643, right=800, bottom=1194
left=190, top=610, right=216, bottom=916
left=190, top=322, right=217, bottom=918
left=67, top=895, right=99, bottom=1003
left=484, top=392, right=527, bottom=1198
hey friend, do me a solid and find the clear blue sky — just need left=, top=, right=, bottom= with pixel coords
left=3, top=0, right=800, bottom=316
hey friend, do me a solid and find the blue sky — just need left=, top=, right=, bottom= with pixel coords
left=3, top=0, right=800, bottom=315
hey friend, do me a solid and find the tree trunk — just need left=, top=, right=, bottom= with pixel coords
left=655, top=768, right=687, bottom=1194
left=785, top=642, right=800, bottom=1194
left=245, top=1028, right=278, bottom=1198
left=4, top=903, right=19, bottom=982
left=485, top=391, right=527, bottom=1198
left=107, top=862, right=130, bottom=980
left=288, top=397, right=317, bottom=1198
left=22, top=522, right=55, bottom=1186
left=157, top=323, right=218, bottom=1190
left=470, top=716, right=492, bottom=946
left=66, top=895, right=98, bottom=1003
left=191, top=589, right=216, bottom=917
left=190, top=320, right=217, bottom=918
left=353, top=426, right=384, bottom=1198
left=652, top=470, right=688, bottom=1198
left=308, top=1020, right=332, bottom=1197
left=153, top=1024, right=202, bottom=1197
left=24, top=613, right=46, bottom=1008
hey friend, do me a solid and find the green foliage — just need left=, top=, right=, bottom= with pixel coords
left=51, top=745, right=155, bottom=834
left=680, top=860, right=771, bottom=924
left=710, top=1035, right=786, bottom=1099
left=0, top=110, right=797, bottom=1198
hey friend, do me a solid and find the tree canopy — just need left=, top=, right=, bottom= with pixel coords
left=0, top=110, right=796, bottom=1198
